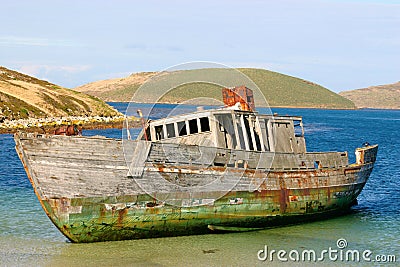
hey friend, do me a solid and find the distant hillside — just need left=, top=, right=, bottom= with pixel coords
left=0, top=66, right=120, bottom=121
left=74, top=68, right=355, bottom=109
left=339, top=82, right=400, bottom=109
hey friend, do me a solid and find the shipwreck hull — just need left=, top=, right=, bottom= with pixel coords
left=41, top=184, right=367, bottom=243
left=14, top=133, right=377, bottom=243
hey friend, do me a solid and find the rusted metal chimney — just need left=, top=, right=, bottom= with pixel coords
left=222, top=85, right=255, bottom=111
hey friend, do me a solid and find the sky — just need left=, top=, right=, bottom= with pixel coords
left=0, top=0, right=399, bottom=92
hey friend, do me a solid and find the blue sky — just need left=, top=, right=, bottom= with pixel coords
left=0, top=0, right=399, bottom=92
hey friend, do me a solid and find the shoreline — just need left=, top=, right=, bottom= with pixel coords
left=0, top=116, right=142, bottom=134
left=109, top=101, right=359, bottom=110
left=109, top=100, right=399, bottom=110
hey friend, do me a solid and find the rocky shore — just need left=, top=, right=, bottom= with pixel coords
left=0, top=115, right=142, bottom=134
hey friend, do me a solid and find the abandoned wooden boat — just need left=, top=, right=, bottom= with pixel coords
left=14, top=87, right=378, bottom=243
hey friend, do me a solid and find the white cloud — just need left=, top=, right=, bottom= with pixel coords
left=18, top=64, right=91, bottom=80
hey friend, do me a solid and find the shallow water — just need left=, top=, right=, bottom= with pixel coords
left=0, top=105, right=398, bottom=266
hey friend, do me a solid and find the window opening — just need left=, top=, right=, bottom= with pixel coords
left=189, top=119, right=198, bottom=134
left=263, top=120, right=270, bottom=151
left=254, top=129, right=262, bottom=151
left=236, top=115, right=246, bottom=149
left=178, top=121, right=187, bottom=136
left=166, top=123, right=175, bottom=138
left=243, top=116, right=254, bottom=150
left=294, top=120, right=303, bottom=137
left=314, top=161, right=320, bottom=169
left=200, top=117, right=210, bottom=132
left=141, top=126, right=152, bottom=141
left=155, top=125, right=164, bottom=140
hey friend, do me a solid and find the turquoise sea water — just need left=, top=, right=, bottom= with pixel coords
left=0, top=104, right=399, bottom=266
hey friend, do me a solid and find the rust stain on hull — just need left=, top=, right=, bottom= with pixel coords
left=37, top=161, right=374, bottom=243
left=41, top=181, right=366, bottom=243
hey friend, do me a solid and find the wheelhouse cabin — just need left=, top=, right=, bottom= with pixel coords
left=138, top=108, right=306, bottom=154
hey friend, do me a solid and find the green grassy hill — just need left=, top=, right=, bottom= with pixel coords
left=74, top=68, right=355, bottom=109
left=0, top=66, right=121, bottom=121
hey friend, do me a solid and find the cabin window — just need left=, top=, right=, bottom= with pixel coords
left=166, top=123, right=175, bottom=138
left=243, top=116, right=254, bottom=151
left=146, top=127, right=151, bottom=141
left=294, top=120, right=303, bottom=137
left=141, top=126, right=152, bottom=141
left=235, top=115, right=246, bottom=149
left=314, top=161, right=321, bottom=169
left=200, top=117, right=210, bottom=132
left=276, top=122, right=289, bottom=128
left=263, top=120, right=270, bottom=151
left=254, top=128, right=262, bottom=151
left=177, top=121, right=187, bottom=136
left=155, top=125, right=164, bottom=140
left=216, top=114, right=237, bottom=149
left=189, top=119, right=198, bottom=134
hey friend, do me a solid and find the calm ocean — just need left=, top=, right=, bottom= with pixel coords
left=0, top=104, right=398, bottom=266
